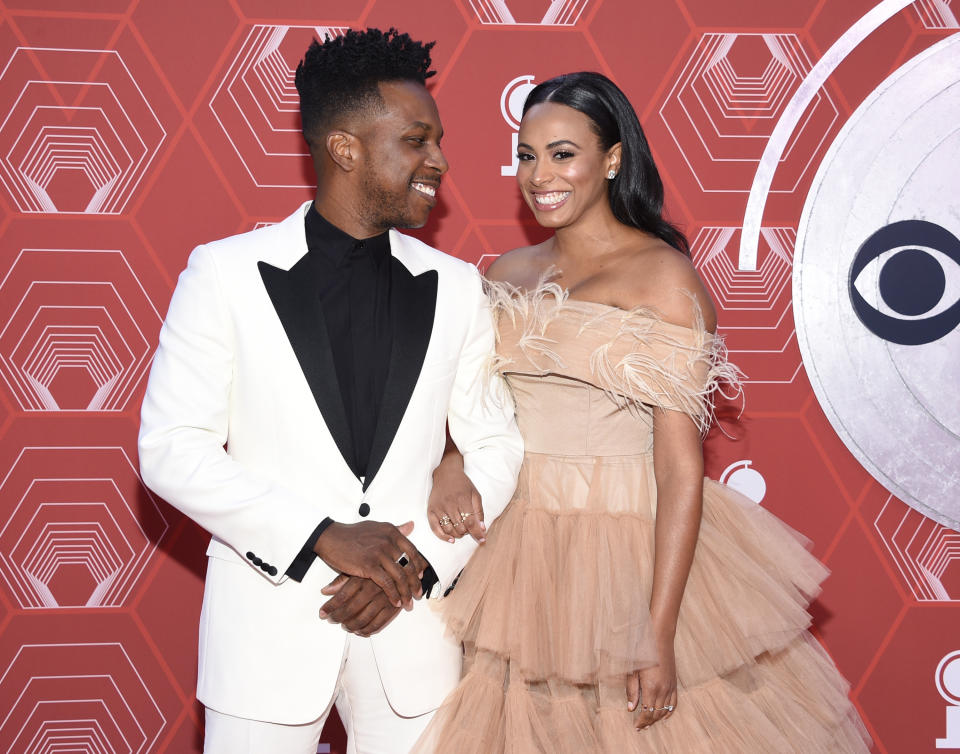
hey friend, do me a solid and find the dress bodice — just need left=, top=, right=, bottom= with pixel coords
left=488, top=281, right=740, bottom=456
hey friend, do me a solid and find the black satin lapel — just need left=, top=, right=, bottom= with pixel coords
left=258, top=259, right=355, bottom=472
left=363, top=260, right=438, bottom=490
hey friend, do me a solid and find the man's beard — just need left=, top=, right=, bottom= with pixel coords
left=358, top=172, right=423, bottom=231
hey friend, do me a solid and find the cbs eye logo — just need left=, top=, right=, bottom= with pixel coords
left=850, top=219, right=960, bottom=346
left=793, top=33, right=960, bottom=533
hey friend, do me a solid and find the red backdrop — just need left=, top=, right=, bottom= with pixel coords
left=0, top=2, right=956, bottom=753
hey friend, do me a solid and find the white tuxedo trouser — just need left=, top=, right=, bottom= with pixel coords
left=203, top=633, right=435, bottom=754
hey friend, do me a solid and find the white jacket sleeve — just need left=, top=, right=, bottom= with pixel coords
left=406, top=267, right=523, bottom=594
left=138, top=244, right=324, bottom=584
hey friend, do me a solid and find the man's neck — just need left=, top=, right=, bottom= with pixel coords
left=313, top=188, right=386, bottom=240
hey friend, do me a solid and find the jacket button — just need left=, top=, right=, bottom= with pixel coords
left=358, top=503, right=370, bottom=517
left=259, top=562, right=270, bottom=572
left=268, top=566, right=278, bottom=576
left=253, top=556, right=263, bottom=567
left=245, top=552, right=255, bottom=561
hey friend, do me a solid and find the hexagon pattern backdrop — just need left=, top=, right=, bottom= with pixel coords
left=0, top=1, right=956, bottom=752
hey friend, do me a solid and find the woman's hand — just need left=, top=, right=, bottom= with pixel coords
left=626, top=633, right=678, bottom=731
left=428, top=441, right=486, bottom=543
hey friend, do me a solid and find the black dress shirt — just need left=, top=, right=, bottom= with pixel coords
left=284, top=205, right=439, bottom=596
left=305, top=204, right=393, bottom=477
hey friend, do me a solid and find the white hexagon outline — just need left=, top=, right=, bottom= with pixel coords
left=22, top=318, right=128, bottom=400
left=21, top=512, right=130, bottom=603
left=0, top=48, right=166, bottom=214
left=468, top=0, right=591, bottom=25
left=874, top=495, right=960, bottom=602
left=694, top=226, right=794, bottom=312
left=0, top=248, right=162, bottom=411
left=209, top=24, right=348, bottom=189
left=475, top=253, right=501, bottom=271
left=21, top=706, right=121, bottom=753
left=0, top=642, right=165, bottom=753
left=659, top=33, right=838, bottom=194
left=0, top=446, right=169, bottom=609
left=914, top=0, right=959, bottom=28
left=692, top=226, right=800, bottom=384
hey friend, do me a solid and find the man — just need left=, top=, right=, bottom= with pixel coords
left=138, top=29, right=522, bottom=753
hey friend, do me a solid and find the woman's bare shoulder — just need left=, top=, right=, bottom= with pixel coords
left=613, top=242, right=717, bottom=332
left=484, top=241, right=550, bottom=286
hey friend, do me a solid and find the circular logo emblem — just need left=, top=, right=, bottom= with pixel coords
left=794, top=34, right=960, bottom=531
left=499, top=74, right=536, bottom=130
left=719, top=460, right=767, bottom=504
left=936, top=650, right=960, bottom=706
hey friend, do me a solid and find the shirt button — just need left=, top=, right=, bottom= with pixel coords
left=358, top=503, right=370, bottom=517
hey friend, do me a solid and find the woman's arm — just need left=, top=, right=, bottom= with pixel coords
left=627, top=407, right=703, bottom=730
left=427, top=432, right=486, bottom=543
left=424, top=251, right=533, bottom=545
left=649, top=408, right=704, bottom=638
left=620, top=245, right=715, bottom=730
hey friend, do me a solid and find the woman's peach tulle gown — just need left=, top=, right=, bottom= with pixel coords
left=414, top=283, right=871, bottom=753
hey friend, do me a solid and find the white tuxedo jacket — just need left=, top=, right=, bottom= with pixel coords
left=139, top=201, right=522, bottom=724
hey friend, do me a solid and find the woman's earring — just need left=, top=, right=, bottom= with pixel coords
left=607, top=170, right=617, bottom=179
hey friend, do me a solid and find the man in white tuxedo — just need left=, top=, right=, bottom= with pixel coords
left=138, top=29, right=522, bottom=754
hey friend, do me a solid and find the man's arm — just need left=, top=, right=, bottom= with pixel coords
left=139, top=244, right=327, bottom=583
left=139, top=244, right=425, bottom=605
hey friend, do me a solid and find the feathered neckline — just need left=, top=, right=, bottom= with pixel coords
left=483, top=277, right=744, bottom=434
left=483, top=277, right=711, bottom=337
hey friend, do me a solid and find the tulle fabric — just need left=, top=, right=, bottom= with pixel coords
left=413, top=285, right=870, bottom=752
left=414, top=639, right=870, bottom=753
left=416, top=454, right=869, bottom=752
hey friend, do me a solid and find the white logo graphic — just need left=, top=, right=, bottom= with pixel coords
left=793, top=34, right=960, bottom=531
left=469, top=0, right=590, bottom=25
left=499, top=75, right=536, bottom=176
left=936, top=650, right=960, bottom=747
left=719, top=460, right=767, bottom=504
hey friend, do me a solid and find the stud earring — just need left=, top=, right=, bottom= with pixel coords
left=607, top=170, right=617, bottom=179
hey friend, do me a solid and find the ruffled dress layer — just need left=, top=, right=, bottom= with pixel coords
left=414, top=284, right=871, bottom=753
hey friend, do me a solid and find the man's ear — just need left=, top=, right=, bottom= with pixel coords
left=326, top=130, right=359, bottom=172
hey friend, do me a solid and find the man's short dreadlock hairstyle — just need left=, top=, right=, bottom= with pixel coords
left=295, top=28, right=436, bottom=144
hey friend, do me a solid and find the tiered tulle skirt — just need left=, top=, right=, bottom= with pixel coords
left=414, top=453, right=871, bottom=753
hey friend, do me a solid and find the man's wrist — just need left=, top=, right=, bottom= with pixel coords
left=310, top=517, right=338, bottom=556
left=285, top=518, right=337, bottom=582
left=420, top=564, right=439, bottom=598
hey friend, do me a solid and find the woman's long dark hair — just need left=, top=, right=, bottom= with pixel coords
left=522, top=71, right=690, bottom=256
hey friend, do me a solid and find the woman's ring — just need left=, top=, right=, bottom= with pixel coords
left=438, top=514, right=453, bottom=527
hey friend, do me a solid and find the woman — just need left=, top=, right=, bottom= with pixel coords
left=415, top=72, right=870, bottom=752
